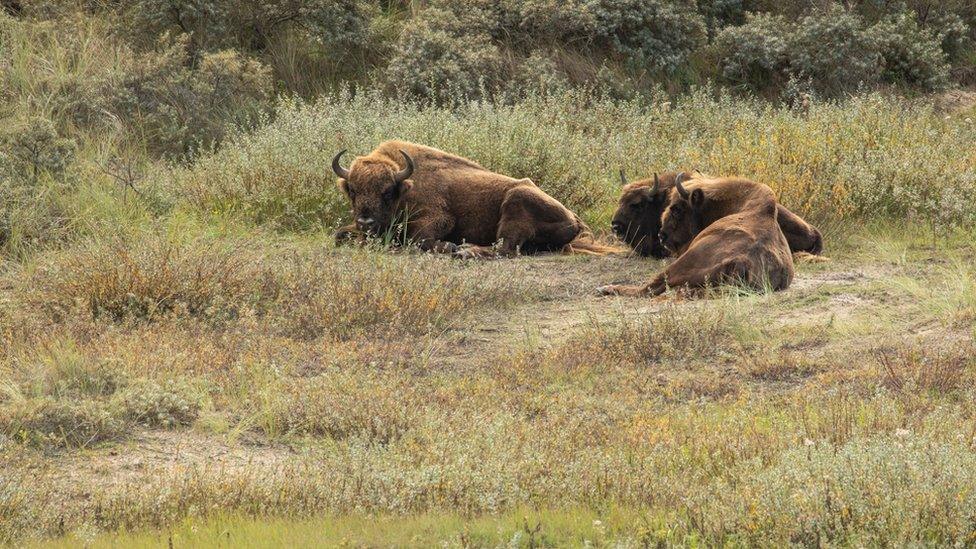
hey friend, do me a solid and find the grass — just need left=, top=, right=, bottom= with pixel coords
left=3, top=13, right=976, bottom=544
left=29, top=507, right=677, bottom=548
left=162, top=90, right=976, bottom=233
left=2, top=225, right=976, bottom=545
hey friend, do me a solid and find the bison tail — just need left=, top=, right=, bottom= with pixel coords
left=562, top=233, right=628, bottom=256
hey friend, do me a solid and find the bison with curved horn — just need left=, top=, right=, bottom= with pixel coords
left=598, top=173, right=795, bottom=296
left=332, top=140, right=621, bottom=258
left=611, top=170, right=823, bottom=258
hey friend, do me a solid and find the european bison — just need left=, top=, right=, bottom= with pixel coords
left=611, top=170, right=823, bottom=258
left=332, top=140, right=618, bottom=257
left=598, top=174, right=794, bottom=296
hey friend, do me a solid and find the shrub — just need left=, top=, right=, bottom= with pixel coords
left=0, top=118, right=78, bottom=255
left=869, top=12, right=951, bottom=89
left=126, top=0, right=372, bottom=57
left=0, top=397, right=126, bottom=448
left=100, top=35, right=272, bottom=157
left=718, top=8, right=951, bottom=96
left=591, top=0, right=707, bottom=74
left=788, top=8, right=882, bottom=96
left=697, top=0, right=746, bottom=36
left=382, top=7, right=504, bottom=102
left=0, top=118, right=76, bottom=184
left=117, top=379, right=204, bottom=428
left=714, top=12, right=793, bottom=93
left=505, top=51, right=571, bottom=97
left=508, top=0, right=594, bottom=43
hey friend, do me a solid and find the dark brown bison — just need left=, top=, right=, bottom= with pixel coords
left=611, top=170, right=823, bottom=258
left=332, top=140, right=619, bottom=257
left=598, top=174, right=794, bottom=296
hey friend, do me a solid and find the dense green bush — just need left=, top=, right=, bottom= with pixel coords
left=126, top=0, right=372, bottom=58
left=6, top=0, right=976, bottom=102
left=717, top=7, right=951, bottom=97
left=508, top=0, right=594, bottom=43
left=0, top=118, right=76, bottom=184
left=790, top=9, right=882, bottom=95
left=870, top=12, right=950, bottom=89
left=714, top=12, right=792, bottom=94
left=591, top=0, right=707, bottom=74
left=0, top=119, right=78, bottom=256
left=382, top=7, right=504, bottom=102
left=98, top=35, right=272, bottom=156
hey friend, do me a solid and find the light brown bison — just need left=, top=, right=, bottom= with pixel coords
left=611, top=170, right=823, bottom=258
left=332, top=140, right=619, bottom=257
left=598, top=174, right=794, bottom=296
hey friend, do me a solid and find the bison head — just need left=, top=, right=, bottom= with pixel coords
left=610, top=170, right=671, bottom=258
left=659, top=172, right=706, bottom=255
left=332, top=149, right=415, bottom=235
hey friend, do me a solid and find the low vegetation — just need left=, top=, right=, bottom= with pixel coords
left=1, top=0, right=976, bottom=546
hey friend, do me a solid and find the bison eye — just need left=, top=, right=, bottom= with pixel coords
left=383, top=187, right=398, bottom=202
left=629, top=202, right=641, bottom=211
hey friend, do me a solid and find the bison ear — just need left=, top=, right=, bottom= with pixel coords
left=647, top=187, right=666, bottom=204
left=398, top=179, right=413, bottom=195
left=690, top=188, right=705, bottom=210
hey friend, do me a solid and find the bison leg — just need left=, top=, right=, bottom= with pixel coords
left=495, top=186, right=581, bottom=255
left=597, top=248, right=721, bottom=298
left=776, top=205, right=823, bottom=255
left=405, top=214, right=461, bottom=255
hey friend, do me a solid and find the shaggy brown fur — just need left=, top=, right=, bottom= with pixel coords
left=610, top=171, right=684, bottom=258
left=598, top=177, right=794, bottom=296
left=333, top=140, right=619, bottom=257
left=612, top=171, right=823, bottom=257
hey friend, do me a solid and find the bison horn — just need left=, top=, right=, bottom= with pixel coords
left=395, top=150, right=415, bottom=183
left=674, top=171, right=690, bottom=200
left=619, top=168, right=628, bottom=186
left=652, top=172, right=660, bottom=193
left=332, top=150, right=350, bottom=179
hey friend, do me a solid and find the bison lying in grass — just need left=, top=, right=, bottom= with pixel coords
left=332, top=140, right=619, bottom=258
left=598, top=174, right=794, bottom=297
left=611, top=170, right=823, bottom=259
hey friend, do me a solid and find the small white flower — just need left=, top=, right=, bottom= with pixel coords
left=895, top=428, right=911, bottom=438
left=804, top=438, right=815, bottom=446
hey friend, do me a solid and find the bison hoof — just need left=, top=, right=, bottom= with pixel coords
left=452, top=247, right=479, bottom=260
left=335, top=229, right=363, bottom=246
left=452, top=244, right=494, bottom=260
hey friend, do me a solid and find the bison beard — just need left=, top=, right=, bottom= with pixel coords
left=611, top=171, right=824, bottom=258
left=332, top=140, right=621, bottom=257
left=598, top=175, right=795, bottom=297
